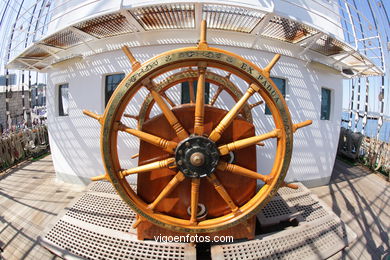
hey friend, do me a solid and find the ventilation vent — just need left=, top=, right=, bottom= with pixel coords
left=75, top=13, right=138, bottom=38
left=42, top=28, right=94, bottom=48
left=261, top=16, right=318, bottom=43
left=131, top=4, right=195, bottom=30
left=203, top=4, right=264, bottom=33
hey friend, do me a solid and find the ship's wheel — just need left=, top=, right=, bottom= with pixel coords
left=84, top=21, right=311, bottom=234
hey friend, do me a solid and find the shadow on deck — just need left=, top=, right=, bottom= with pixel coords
left=0, top=155, right=85, bottom=259
left=0, top=155, right=388, bottom=259
left=311, top=159, right=389, bottom=259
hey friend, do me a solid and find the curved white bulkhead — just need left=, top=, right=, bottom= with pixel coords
left=43, top=0, right=345, bottom=187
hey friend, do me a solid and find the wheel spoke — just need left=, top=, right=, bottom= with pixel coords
left=120, top=157, right=175, bottom=177
left=209, top=86, right=223, bottom=106
left=194, top=65, right=206, bottom=135
left=217, top=161, right=270, bottom=182
left=189, top=80, right=195, bottom=104
left=123, top=114, right=139, bottom=120
left=161, top=92, right=176, bottom=107
left=209, top=83, right=260, bottom=142
left=218, top=129, right=281, bottom=156
left=117, top=122, right=177, bottom=154
left=148, top=172, right=185, bottom=210
left=149, top=88, right=189, bottom=140
left=207, top=173, right=239, bottom=213
left=249, top=100, right=264, bottom=109
left=190, top=178, right=201, bottom=224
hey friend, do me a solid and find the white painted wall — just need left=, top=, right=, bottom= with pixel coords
left=47, top=44, right=342, bottom=186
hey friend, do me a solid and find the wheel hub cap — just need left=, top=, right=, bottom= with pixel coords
left=175, top=136, right=219, bottom=178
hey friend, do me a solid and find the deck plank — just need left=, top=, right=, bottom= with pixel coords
left=0, top=155, right=388, bottom=259
left=311, top=159, right=389, bottom=260
left=0, top=155, right=85, bottom=260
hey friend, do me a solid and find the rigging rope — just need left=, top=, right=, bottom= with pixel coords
left=354, top=77, right=361, bottom=131
left=348, top=78, right=355, bottom=129
left=362, top=77, right=369, bottom=135
left=376, top=76, right=385, bottom=139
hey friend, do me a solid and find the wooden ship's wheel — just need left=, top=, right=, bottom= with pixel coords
left=84, top=21, right=311, bottom=239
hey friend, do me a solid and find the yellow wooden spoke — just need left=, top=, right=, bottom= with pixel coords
left=207, top=173, right=239, bottom=213
left=117, top=122, right=177, bottom=153
left=249, top=100, right=264, bottom=109
left=198, top=20, right=208, bottom=50
left=122, top=45, right=141, bottom=71
left=190, top=178, right=201, bottom=224
left=292, top=120, right=312, bottom=132
left=131, top=153, right=139, bottom=159
left=120, top=158, right=175, bottom=177
left=90, top=174, right=108, bottom=181
left=282, top=182, right=299, bottom=189
left=194, top=65, right=206, bottom=135
left=210, top=86, right=223, bottom=106
left=263, top=54, right=281, bottom=78
left=149, top=88, right=189, bottom=140
left=161, top=92, right=176, bottom=107
left=83, top=110, right=103, bottom=124
left=219, top=129, right=281, bottom=156
left=217, top=161, right=270, bottom=183
left=189, top=80, right=195, bottom=103
left=209, top=83, right=260, bottom=142
left=123, top=114, right=139, bottom=120
left=132, top=216, right=142, bottom=229
left=148, top=172, right=186, bottom=210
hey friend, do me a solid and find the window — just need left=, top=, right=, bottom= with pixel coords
left=265, top=77, right=286, bottom=115
left=105, top=73, right=125, bottom=106
left=321, top=88, right=331, bottom=120
left=58, top=83, right=69, bottom=116
left=181, top=81, right=210, bottom=104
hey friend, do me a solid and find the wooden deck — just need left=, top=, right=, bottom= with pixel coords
left=0, top=155, right=388, bottom=259
left=0, top=155, right=86, bottom=260
left=311, top=159, right=389, bottom=260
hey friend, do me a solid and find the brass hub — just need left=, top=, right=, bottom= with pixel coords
left=190, top=152, right=205, bottom=166
left=175, top=136, right=219, bottom=178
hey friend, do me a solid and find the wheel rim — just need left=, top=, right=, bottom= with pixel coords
left=100, top=46, right=294, bottom=233
left=133, top=69, right=253, bottom=128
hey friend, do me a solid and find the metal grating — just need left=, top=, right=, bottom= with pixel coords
left=203, top=4, right=264, bottom=33
left=261, top=198, right=292, bottom=218
left=88, top=180, right=118, bottom=194
left=215, top=183, right=356, bottom=259
left=88, top=180, right=137, bottom=194
left=131, top=4, right=195, bottom=30
left=42, top=181, right=355, bottom=259
left=286, top=193, right=329, bottom=222
left=21, top=45, right=50, bottom=59
left=19, top=58, right=40, bottom=65
left=211, top=217, right=354, bottom=260
left=261, top=16, right=319, bottom=43
left=45, top=220, right=192, bottom=260
left=42, top=28, right=94, bottom=49
left=65, top=193, right=136, bottom=233
left=277, top=182, right=307, bottom=196
left=74, top=13, right=138, bottom=38
left=309, top=34, right=353, bottom=56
